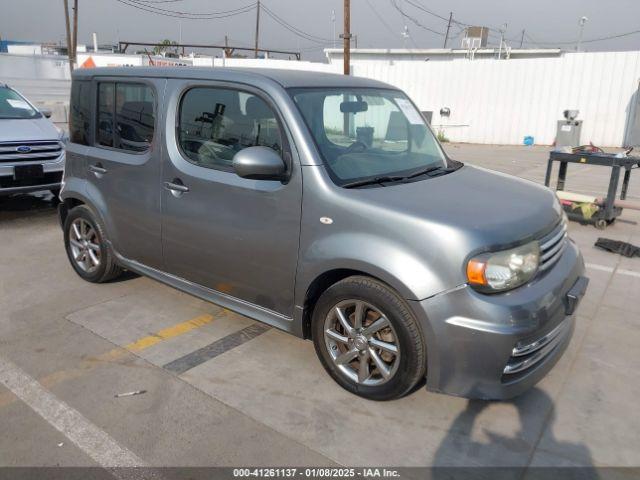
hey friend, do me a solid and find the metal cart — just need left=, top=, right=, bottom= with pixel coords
left=545, top=151, right=640, bottom=229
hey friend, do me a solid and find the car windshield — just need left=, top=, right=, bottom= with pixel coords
left=290, top=87, right=447, bottom=186
left=0, top=87, right=40, bottom=119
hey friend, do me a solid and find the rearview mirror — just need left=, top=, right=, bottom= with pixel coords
left=233, top=146, right=286, bottom=181
left=340, top=101, right=368, bottom=113
left=41, top=108, right=52, bottom=119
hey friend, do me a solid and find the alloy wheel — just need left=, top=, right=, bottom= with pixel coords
left=323, top=299, right=401, bottom=386
left=69, top=218, right=101, bottom=273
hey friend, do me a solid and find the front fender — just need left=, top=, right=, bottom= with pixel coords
left=295, top=232, right=456, bottom=305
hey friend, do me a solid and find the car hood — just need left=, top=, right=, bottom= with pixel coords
left=0, top=117, right=60, bottom=143
left=354, top=164, right=562, bottom=248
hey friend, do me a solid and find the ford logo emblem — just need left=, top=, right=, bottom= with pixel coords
left=16, top=146, right=32, bottom=153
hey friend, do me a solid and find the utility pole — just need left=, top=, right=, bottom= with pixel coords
left=401, top=25, right=409, bottom=49
left=577, top=16, right=588, bottom=52
left=63, top=0, right=74, bottom=75
left=331, top=9, right=336, bottom=48
left=254, top=0, right=260, bottom=58
left=342, top=0, right=351, bottom=75
left=498, top=23, right=507, bottom=59
left=520, top=29, right=525, bottom=48
left=71, top=0, right=78, bottom=67
left=443, top=12, right=453, bottom=48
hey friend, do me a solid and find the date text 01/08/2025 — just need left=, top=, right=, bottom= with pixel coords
left=232, top=468, right=401, bottom=478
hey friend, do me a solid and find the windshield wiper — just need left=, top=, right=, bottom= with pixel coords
left=341, top=175, right=406, bottom=189
left=342, top=164, right=461, bottom=189
left=405, top=164, right=458, bottom=179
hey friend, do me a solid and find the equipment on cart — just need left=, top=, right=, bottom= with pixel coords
left=555, top=110, right=583, bottom=148
left=545, top=150, right=640, bottom=229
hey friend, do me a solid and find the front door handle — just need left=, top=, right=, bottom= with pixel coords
left=89, top=164, right=107, bottom=176
left=164, top=179, right=189, bottom=197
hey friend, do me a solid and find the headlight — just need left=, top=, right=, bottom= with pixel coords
left=466, top=241, right=540, bottom=292
left=55, top=125, right=69, bottom=144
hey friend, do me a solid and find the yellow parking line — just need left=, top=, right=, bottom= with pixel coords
left=0, top=313, right=218, bottom=410
left=124, top=313, right=216, bottom=353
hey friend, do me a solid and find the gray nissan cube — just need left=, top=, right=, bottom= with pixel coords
left=59, top=67, right=588, bottom=400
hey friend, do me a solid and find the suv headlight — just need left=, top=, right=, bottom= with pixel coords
left=466, top=241, right=540, bottom=292
left=55, top=125, right=69, bottom=144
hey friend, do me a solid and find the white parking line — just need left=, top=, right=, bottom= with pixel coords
left=585, top=263, right=615, bottom=273
left=0, top=355, right=146, bottom=468
left=617, top=268, right=640, bottom=279
left=586, top=263, right=640, bottom=278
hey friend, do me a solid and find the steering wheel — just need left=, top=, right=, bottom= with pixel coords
left=344, top=140, right=368, bottom=154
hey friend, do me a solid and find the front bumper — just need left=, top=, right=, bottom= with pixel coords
left=0, top=154, right=64, bottom=195
left=410, top=240, right=587, bottom=399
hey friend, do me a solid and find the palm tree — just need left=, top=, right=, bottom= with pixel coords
left=153, top=39, right=177, bottom=56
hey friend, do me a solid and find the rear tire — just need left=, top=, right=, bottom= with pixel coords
left=63, top=205, right=123, bottom=283
left=312, top=276, right=426, bottom=400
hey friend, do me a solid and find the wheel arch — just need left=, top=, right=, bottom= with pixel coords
left=300, top=267, right=412, bottom=340
left=58, top=196, right=85, bottom=228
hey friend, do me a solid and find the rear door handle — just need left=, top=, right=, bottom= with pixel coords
left=89, top=164, right=107, bottom=175
left=164, top=180, right=189, bottom=196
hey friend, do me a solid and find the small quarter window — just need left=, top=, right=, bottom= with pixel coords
left=96, top=82, right=155, bottom=152
left=178, top=87, right=282, bottom=170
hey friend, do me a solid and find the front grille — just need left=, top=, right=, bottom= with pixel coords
left=538, top=219, right=567, bottom=272
left=502, top=319, right=569, bottom=381
left=0, top=141, right=63, bottom=163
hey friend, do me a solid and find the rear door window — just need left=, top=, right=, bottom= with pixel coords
left=96, top=82, right=155, bottom=152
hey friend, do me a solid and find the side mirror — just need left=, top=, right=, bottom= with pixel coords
left=233, top=146, right=286, bottom=181
left=41, top=108, right=53, bottom=119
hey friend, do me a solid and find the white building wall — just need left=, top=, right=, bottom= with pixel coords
left=3, top=50, right=639, bottom=146
left=7, top=44, right=43, bottom=55
left=0, top=53, right=71, bottom=115
left=351, top=51, right=640, bottom=147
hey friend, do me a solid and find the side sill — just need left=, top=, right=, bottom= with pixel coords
left=112, top=250, right=301, bottom=337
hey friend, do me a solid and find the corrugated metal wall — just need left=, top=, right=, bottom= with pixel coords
left=353, top=52, right=640, bottom=147
left=4, top=51, right=640, bottom=146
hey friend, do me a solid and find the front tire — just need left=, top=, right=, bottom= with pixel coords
left=312, top=276, right=426, bottom=400
left=63, top=205, right=123, bottom=283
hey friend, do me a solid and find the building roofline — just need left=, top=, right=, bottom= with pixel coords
left=323, top=48, right=563, bottom=55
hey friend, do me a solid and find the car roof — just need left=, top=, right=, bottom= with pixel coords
left=72, top=66, right=396, bottom=90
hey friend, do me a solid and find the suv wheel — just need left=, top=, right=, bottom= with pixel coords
left=312, top=276, right=426, bottom=400
left=63, top=205, right=123, bottom=283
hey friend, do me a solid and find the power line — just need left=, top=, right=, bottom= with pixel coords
left=365, top=0, right=401, bottom=41
left=402, top=0, right=451, bottom=23
left=389, top=0, right=444, bottom=36
left=520, top=28, right=640, bottom=46
left=114, top=0, right=257, bottom=19
left=133, top=0, right=184, bottom=4
left=261, top=3, right=333, bottom=44
left=126, top=0, right=256, bottom=17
